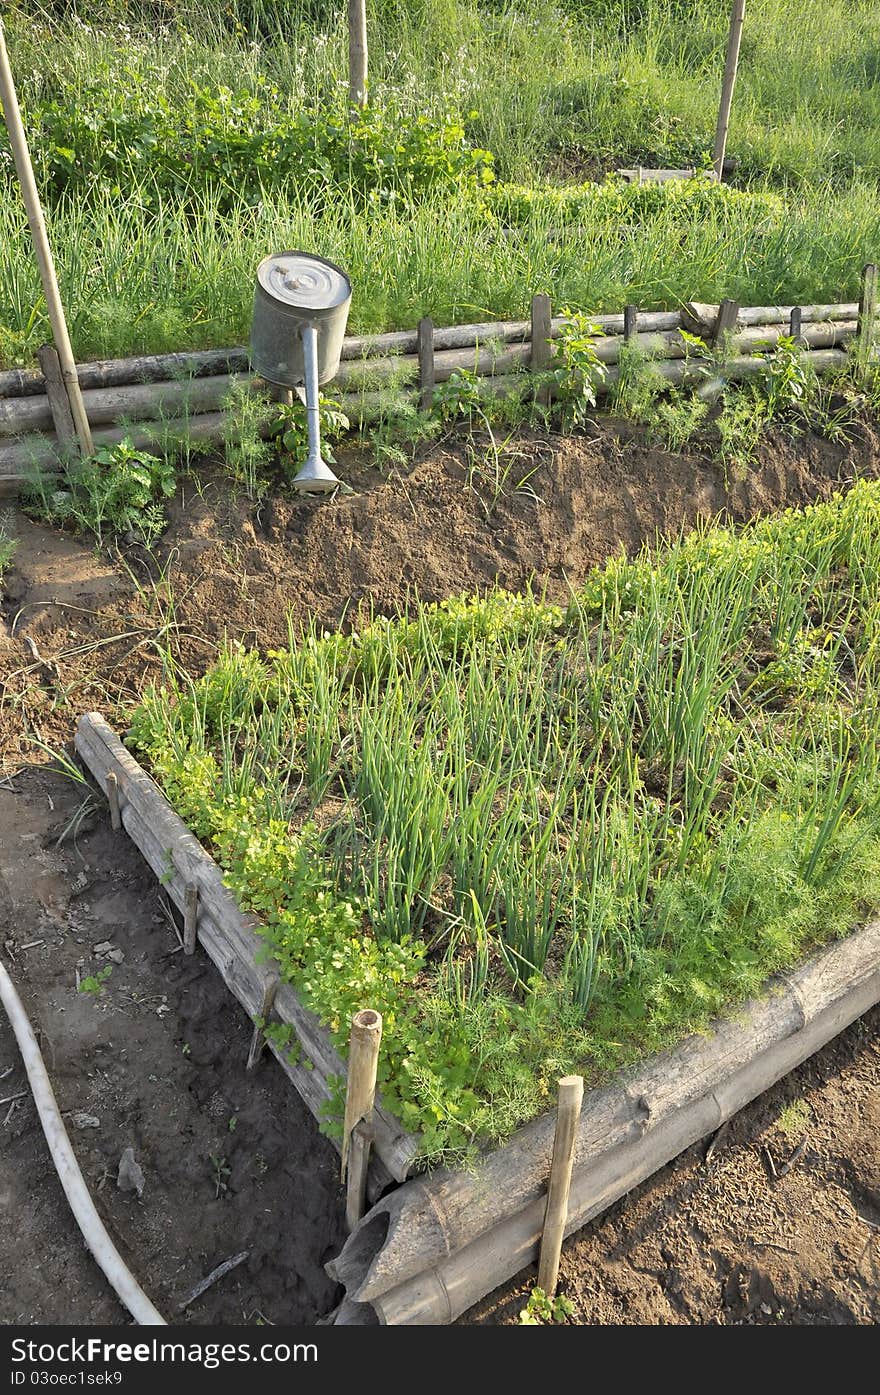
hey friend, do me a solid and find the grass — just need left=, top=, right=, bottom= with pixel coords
left=2, top=1, right=880, bottom=365
left=130, top=481, right=880, bottom=1163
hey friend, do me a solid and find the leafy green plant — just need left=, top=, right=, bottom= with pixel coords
left=25, top=439, right=175, bottom=544
left=209, top=1153, right=231, bottom=1198
left=269, top=394, right=351, bottom=482
left=79, top=965, right=113, bottom=996
left=9, top=77, right=494, bottom=213
left=763, top=335, right=816, bottom=420
left=548, top=311, right=607, bottom=427
left=518, top=1287, right=575, bottom=1325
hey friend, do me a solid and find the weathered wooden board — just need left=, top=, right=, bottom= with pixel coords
left=74, top=713, right=420, bottom=1189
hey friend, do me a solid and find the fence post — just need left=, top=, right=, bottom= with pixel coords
left=417, top=317, right=435, bottom=413
left=343, top=1009, right=382, bottom=1231
left=712, top=298, right=740, bottom=354
left=537, top=1075, right=584, bottom=1298
left=623, top=304, right=638, bottom=344
left=36, top=345, right=76, bottom=449
left=530, top=293, right=553, bottom=407
left=857, top=262, right=878, bottom=376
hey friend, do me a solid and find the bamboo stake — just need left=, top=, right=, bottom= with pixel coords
left=713, top=0, right=746, bottom=180
left=348, top=0, right=368, bottom=109
left=342, top=1009, right=382, bottom=1225
left=536, top=1075, right=584, bottom=1298
left=0, top=20, right=93, bottom=456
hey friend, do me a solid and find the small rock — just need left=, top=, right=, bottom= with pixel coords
left=71, top=1112, right=100, bottom=1130
left=93, top=941, right=114, bottom=955
left=106, top=948, right=125, bottom=964
left=117, top=1147, right=145, bottom=1197
left=760, top=1303, right=773, bottom=1316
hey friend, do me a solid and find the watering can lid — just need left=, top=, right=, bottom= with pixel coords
left=256, top=251, right=351, bottom=311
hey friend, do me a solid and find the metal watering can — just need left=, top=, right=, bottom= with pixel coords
left=250, top=251, right=352, bottom=493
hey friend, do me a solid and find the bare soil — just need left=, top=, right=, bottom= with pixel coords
left=1, top=418, right=879, bottom=1325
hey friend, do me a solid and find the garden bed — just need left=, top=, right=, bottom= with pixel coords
left=66, top=472, right=880, bottom=1319
left=4, top=420, right=880, bottom=1323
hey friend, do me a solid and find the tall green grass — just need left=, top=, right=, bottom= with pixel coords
left=2, top=1, right=880, bottom=365
left=3, top=178, right=879, bottom=365
left=130, top=482, right=880, bottom=1156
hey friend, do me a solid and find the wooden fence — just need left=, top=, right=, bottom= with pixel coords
left=1, top=268, right=877, bottom=498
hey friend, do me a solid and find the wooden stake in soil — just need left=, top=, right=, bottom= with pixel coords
left=348, top=0, right=368, bottom=109
left=530, top=293, right=553, bottom=407
left=105, top=771, right=121, bottom=832
left=712, top=298, right=740, bottom=353
left=36, top=345, right=76, bottom=449
left=789, top=306, right=803, bottom=345
left=183, top=882, right=198, bottom=956
left=857, top=262, right=878, bottom=373
left=537, top=1074, right=584, bottom=1298
left=623, top=304, right=638, bottom=344
left=713, top=0, right=747, bottom=181
left=417, top=317, right=435, bottom=414
left=246, top=976, right=279, bottom=1073
left=342, top=1009, right=383, bottom=1229
left=0, top=20, right=93, bottom=457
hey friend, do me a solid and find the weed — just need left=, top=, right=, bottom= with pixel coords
left=24, top=440, right=175, bottom=545
left=79, top=966, right=112, bottom=996
left=0, top=524, right=14, bottom=579
left=777, top=1099, right=811, bottom=1139
left=209, top=1153, right=231, bottom=1198
left=269, top=394, right=350, bottom=483
left=518, top=1287, right=575, bottom=1325
left=548, top=311, right=607, bottom=428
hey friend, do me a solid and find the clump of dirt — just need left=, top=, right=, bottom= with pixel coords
left=1, top=416, right=879, bottom=1326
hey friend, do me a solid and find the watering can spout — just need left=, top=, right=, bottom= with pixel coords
left=290, top=323, right=340, bottom=494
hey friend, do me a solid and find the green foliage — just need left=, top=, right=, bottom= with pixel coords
left=547, top=310, right=608, bottom=427
left=24, top=438, right=175, bottom=545
left=519, top=1287, right=575, bottom=1325
left=487, top=177, right=784, bottom=231
left=130, top=485, right=880, bottom=1157
left=0, top=527, right=15, bottom=580
left=79, top=965, right=112, bottom=995
left=269, top=394, right=351, bottom=479
left=777, top=1099, right=811, bottom=1139
left=4, top=4, right=880, bottom=366
left=5, top=77, right=493, bottom=212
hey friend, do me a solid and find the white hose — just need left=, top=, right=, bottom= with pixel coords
left=0, top=958, right=166, bottom=1325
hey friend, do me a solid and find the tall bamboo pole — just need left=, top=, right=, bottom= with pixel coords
left=0, top=19, right=93, bottom=455
left=713, top=0, right=746, bottom=181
